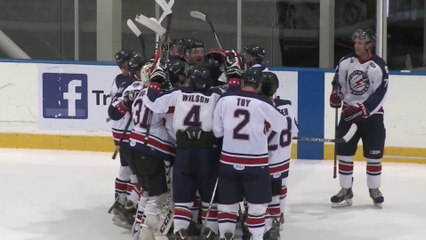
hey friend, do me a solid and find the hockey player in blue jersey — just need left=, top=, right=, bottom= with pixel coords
left=329, top=29, right=388, bottom=208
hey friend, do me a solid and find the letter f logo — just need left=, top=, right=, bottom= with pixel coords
left=63, top=79, right=82, bottom=117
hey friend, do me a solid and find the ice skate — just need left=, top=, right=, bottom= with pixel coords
left=201, top=227, right=216, bottom=240
left=331, top=188, right=353, bottom=208
left=263, top=226, right=280, bottom=240
left=369, top=188, right=384, bottom=208
left=220, top=232, right=234, bottom=240
left=174, top=229, right=189, bottom=240
left=112, top=201, right=132, bottom=229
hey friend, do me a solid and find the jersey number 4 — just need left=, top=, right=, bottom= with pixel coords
left=183, top=105, right=201, bottom=127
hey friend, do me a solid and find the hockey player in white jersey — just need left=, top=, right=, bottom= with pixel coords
left=261, top=72, right=298, bottom=239
left=329, top=29, right=388, bottom=208
left=108, top=51, right=146, bottom=229
left=143, top=65, right=222, bottom=240
left=212, top=67, right=288, bottom=240
left=122, top=70, right=175, bottom=240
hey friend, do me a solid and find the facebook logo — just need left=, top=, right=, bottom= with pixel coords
left=42, top=73, right=88, bottom=119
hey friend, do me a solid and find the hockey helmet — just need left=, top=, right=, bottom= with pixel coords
left=115, top=49, right=134, bottom=69
left=352, top=29, right=376, bottom=47
left=170, top=38, right=186, bottom=60
left=261, top=71, right=279, bottom=97
left=167, top=59, right=188, bottom=85
left=187, top=65, right=212, bottom=91
left=128, top=54, right=148, bottom=78
left=242, top=45, right=266, bottom=64
left=242, top=67, right=263, bottom=87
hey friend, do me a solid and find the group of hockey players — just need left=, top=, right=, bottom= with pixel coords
left=106, top=27, right=388, bottom=240
left=107, top=36, right=297, bottom=240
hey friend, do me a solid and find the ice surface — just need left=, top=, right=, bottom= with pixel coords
left=1, top=148, right=425, bottom=240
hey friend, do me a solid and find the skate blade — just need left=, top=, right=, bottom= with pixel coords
left=331, top=199, right=352, bottom=208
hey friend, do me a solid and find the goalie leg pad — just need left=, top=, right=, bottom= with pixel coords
left=143, top=193, right=174, bottom=236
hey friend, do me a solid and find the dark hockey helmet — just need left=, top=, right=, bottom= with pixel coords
left=170, top=38, right=186, bottom=59
left=128, top=54, right=148, bottom=77
left=352, top=29, right=376, bottom=47
left=242, top=44, right=266, bottom=64
left=204, top=48, right=226, bottom=80
left=167, top=59, right=188, bottom=85
left=187, top=65, right=212, bottom=91
left=183, top=37, right=205, bottom=53
left=242, top=67, right=263, bottom=86
left=261, top=71, right=279, bottom=97
left=115, top=49, right=134, bottom=69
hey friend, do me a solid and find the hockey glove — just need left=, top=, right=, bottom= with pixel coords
left=342, top=103, right=369, bottom=123
left=329, top=89, right=343, bottom=108
left=225, top=50, right=242, bottom=79
left=122, top=90, right=140, bottom=108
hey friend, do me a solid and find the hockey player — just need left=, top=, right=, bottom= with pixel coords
left=182, top=37, right=205, bottom=66
left=241, top=44, right=267, bottom=70
left=212, top=67, right=288, bottom=240
left=108, top=50, right=146, bottom=229
left=329, top=29, right=388, bottom=208
left=261, top=72, right=297, bottom=239
left=143, top=65, right=222, bottom=240
left=122, top=69, right=175, bottom=240
left=169, top=38, right=186, bottom=61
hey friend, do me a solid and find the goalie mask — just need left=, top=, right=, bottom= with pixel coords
left=204, top=48, right=225, bottom=81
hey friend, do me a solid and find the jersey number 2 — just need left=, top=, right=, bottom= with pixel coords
left=233, top=109, right=250, bottom=140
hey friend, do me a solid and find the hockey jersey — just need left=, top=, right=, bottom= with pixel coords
left=108, top=74, right=135, bottom=144
left=143, top=83, right=222, bottom=136
left=213, top=90, right=287, bottom=168
left=129, top=87, right=175, bottom=161
left=267, top=98, right=298, bottom=177
left=333, top=53, right=389, bottom=115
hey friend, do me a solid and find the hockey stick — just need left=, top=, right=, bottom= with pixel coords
left=127, top=19, right=142, bottom=37
left=127, top=19, right=146, bottom=58
left=199, top=177, right=219, bottom=238
left=293, top=123, right=357, bottom=144
left=112, top=115, right=133, bottom=160
left=189, top=10, right=223, bottom=49
left=135, top=14, right=166, bottom=36
left=155, top=0, right=174, bottom=17
left=333, top=108, right=339, bottom=178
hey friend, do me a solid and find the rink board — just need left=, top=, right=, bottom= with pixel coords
left=0, top=60, right=425, bottom=162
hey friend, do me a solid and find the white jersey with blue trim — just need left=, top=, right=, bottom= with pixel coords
left=267, top=98, right=298, bottom=177
left=129, top=87, right=175, bottom=161
left=110, top=80, right=143, bottom=142
left=333, top=54, right=389, bottom=115
left=213, top=91, right=287, bottom=168
left=143, top=85, right=222, bottom=136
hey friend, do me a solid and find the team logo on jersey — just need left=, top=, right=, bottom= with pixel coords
left=233, top=164, right=245, bottom=171
left=348, top=70, right=370, bottom=95
left=42, top=73, right=88, bottom=119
